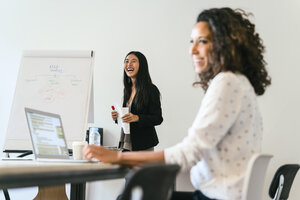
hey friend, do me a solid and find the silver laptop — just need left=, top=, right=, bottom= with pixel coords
left=25, top=107, right=91, bottom=163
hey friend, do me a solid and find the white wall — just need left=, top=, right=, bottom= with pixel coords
left=1, top=0, right=299, bottom=199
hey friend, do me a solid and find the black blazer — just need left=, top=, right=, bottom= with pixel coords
left=123, top=84, right=163, bottom=151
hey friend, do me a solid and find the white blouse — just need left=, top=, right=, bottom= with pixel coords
left=164, top=72, right=263, bottom=200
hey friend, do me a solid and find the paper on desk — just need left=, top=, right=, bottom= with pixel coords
left=114, top=105, right=130, bottom=134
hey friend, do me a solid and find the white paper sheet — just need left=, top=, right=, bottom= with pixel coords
left=114, top=105, right=130, bottom=134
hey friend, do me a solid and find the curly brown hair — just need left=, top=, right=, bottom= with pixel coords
left=194, top=7, right=271, bottom=95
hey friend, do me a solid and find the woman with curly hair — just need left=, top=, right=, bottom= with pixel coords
left=84, top=7, right=271, bottom=200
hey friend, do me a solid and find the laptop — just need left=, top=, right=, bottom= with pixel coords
left=25, top=107, right=93, bottom=163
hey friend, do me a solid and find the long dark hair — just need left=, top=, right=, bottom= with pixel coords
left=194, top=7, right=271, bottom=95
left=123, top=51, right=153, bottom=111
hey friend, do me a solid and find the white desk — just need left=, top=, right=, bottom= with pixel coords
left=0, top=160, right=129, bottom=200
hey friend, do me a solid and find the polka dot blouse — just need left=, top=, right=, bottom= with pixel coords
left=164, top=72, right=263, bottom=200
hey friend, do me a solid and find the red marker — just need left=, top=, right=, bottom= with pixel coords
left=111, top=106, right=117, bottom=123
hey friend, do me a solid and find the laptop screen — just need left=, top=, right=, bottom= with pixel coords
left=25, top=108, right=69, bottom=159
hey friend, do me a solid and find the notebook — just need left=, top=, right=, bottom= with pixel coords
left=25, top=107, right=92, bottom=163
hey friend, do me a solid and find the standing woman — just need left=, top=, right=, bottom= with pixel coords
left=112, top=51, right=163, bottom=151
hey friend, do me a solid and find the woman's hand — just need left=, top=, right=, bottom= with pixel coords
left=111, top=111, right=118, bottom=121
left=122, top=113, right=139, bottom=123
left=84, top=145, right=165, bottom=166
left=84, top=145, right=120, bottom=163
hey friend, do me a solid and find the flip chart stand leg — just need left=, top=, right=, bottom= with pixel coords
left=3, top=189, right=10, bottom=200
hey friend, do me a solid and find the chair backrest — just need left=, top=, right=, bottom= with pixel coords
left=242, top=154, right=273, bottom=200
left=269, top=164, right=300, bottom=200
left=119, top=163, right=180, bottom=200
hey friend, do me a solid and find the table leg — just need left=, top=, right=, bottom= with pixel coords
left=34, top=185, right=68, bottom=200
left=70, top=183, right=86, bottom=200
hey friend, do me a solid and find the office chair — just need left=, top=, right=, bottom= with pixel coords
left=269, top=164, right=300, bottom=200
left=119, top=163, right=180, bottom=200
left=242, top=153, right=273, bottom=200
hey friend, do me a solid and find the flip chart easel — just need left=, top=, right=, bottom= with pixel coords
left=3, top=50, right=94, bottom=151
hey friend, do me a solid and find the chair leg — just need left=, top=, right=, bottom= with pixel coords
left=3, top=188, right=10, bottom=200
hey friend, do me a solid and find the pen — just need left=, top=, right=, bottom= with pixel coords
left=111, top=106, right=118, bottom=124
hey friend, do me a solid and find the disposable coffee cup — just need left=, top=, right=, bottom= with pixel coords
left=72, top=141, right=87, bottom=160
left=121, top=107, right=130, bottom=134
